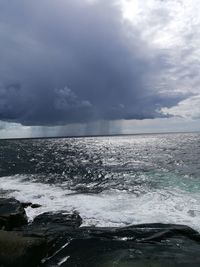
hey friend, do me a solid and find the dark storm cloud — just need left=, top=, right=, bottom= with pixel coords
left=0, top=0, right=183, bottom=126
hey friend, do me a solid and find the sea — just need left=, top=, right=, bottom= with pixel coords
left=0, top=132, right=200, bottom=231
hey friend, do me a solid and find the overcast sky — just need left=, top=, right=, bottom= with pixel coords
left=0, top=0, right=200, bottom=138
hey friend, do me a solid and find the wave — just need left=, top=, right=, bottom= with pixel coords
left=1, top=174, right=200, bottom=231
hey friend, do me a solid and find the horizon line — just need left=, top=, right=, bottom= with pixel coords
left=0, top=130, right=199, bottom=141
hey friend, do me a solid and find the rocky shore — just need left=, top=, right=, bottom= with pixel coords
left=1, top=198, right=200, bottom=266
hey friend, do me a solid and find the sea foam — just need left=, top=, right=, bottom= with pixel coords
left=1, top=174, right=200, bottom=231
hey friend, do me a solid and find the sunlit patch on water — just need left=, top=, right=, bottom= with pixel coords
left=0, top=133, right=200, bottom=230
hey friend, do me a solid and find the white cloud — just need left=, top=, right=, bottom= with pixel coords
left=120, top=0, right=200, bottom=119
left=71, top=0, right=200, bottom=122
left=161, top=94, right=200, bottom=119
left=0, top=120, right=32, bottom=138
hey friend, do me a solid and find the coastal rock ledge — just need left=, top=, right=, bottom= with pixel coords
left=0, top=198, right=28, bottom=230
left=1, top=197, right=200, bottom=267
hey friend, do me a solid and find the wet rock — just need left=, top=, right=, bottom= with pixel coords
left=0, top=209, right=82, bottom=267
left=19, top=211, right=82, bottom=241
left=63, top=236, right=200, bottom=267
left=2, top=203, right=200, bottom=267
left=0, top=198, right=28, bottom=230
left=21, top=202, right=41, bottom=209
left=31, top=204, right=41, bottom=209
left=18, top=211, right=83, bottom=263
left=0, top=230, right=47, bottom=267
left=40, top=224, right=200, bottom=267
left=33, top=211, right=82, bottom=228
left=82, top=223, right=200, bottom=242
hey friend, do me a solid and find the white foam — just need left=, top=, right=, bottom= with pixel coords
left=1, top=175, right=200, bottom=231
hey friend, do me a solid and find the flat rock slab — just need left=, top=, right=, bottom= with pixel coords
left=62, top=236, right=200, bottom=267
left=41, top=224, right=200, bottom=267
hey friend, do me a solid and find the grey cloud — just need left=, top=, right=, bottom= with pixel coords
left=0, top=83, right=26, bottom=120
left=54, top=87, right=92, bottom=111
left=0, top=0, right=185, bottom=126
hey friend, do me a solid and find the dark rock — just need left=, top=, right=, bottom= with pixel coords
left=33, top=211, right=82, bottom=228
left=21, top=203, right=41, bottom=209
left=58, top=236, right=200, bottom=267
left=0, top=198, right=28, bottom=230
left=0, top=230, right=47, bottom=267
left=5, top=205, right=200, bottom=267
left=18, top=211, right=83, bottom=263
left=0, top=210, right=82, bottom=266
left=31, top=204, right=42, bottom=209
left=40, top=223, right=200, bottom=267
left=18, top=211, right=82, bottom=242
left=81, top=223, right=200, bottom=242
left=2, top=222, right=200, bottom=267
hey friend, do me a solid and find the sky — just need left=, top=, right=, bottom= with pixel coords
left=0, top=0, right=200, bottom=138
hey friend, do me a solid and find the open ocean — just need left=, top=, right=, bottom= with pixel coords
left=0, top=132, right=200, bottom=231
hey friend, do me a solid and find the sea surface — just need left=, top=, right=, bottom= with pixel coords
left=0, top=133, right=200, bottom=231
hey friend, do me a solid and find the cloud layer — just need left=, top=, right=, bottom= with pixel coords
left=0, top=0, right=199, bottom=126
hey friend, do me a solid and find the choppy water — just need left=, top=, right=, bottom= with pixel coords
left=0, top=133, right=200, bottom=230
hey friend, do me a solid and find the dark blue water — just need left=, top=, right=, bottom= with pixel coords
left=0, top=133, right=200, bottom=229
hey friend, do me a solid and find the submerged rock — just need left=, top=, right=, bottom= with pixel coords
left=0, top=198, right=28, bottom=230
left=31, top=203, right=42, bottom=209
left=0, top=230, right=47, bottom=267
